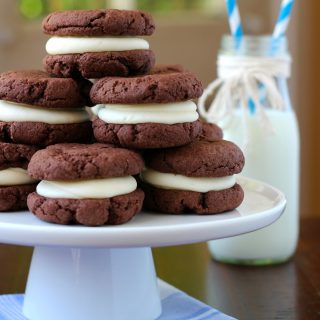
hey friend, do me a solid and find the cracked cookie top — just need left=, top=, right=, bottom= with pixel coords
left=90, top=66, right=203, bottom=104
left=0, top=70, right=92, bottom=108
left=28, top=143, right=145, bottom=180
left=144, top=140, right=245, bottom=177
left=42, top=9, right=155, bottom=37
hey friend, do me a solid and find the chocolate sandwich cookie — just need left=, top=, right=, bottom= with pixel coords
left=27, top=143, right=145, bottom=226
left=0, top=142, right=39, bottom=211
left=91, top=66, right=203, bottom=149
left=141, top=140, right=245, bottom=214
left=0, top=70, right=92, bottom=146
left=43, top=9, right=155, bottom=78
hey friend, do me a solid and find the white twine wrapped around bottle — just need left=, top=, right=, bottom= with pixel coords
left=198, top=55, right=291, bottom=148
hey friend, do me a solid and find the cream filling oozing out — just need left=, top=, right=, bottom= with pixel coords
left=96, top=100, right=199, bottom=125
left=36, top=176, right=137, bottom=199
left=0, top=100, right=90, bottom=124
left=91, top=104, right=105, bottom=116
left=0, top=168, right=38, bottom=186
left=140, top=168, right=236, bottom=192
left=46, top=36, right=150, bottom=55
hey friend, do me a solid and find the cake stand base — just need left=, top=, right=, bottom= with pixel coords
left=0, top=177, right=286, bottom=320
left=23, top=246, right=162, bottom=320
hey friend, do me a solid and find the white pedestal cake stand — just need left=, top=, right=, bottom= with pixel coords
left=0, top=177, right=285, bottom=320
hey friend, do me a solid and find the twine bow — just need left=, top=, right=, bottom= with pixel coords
left=198, top=55, right=291, bottom=148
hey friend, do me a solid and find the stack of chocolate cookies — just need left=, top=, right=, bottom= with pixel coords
left=0, top=70, right=93, bottom=211
left=88, top=59, right=245, bottom=215
left=0, top=8, right=245, bottom=226
left=0, top=9, right=156, bottom=220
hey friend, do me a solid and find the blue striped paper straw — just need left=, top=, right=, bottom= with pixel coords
left=273, top=0, right=295, bottom=39
left=225, top=0, right=243, bottom=39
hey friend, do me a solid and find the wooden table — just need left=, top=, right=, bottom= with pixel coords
left=0, top=218, right=319, bottom=319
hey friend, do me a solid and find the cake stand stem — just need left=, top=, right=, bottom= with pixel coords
left=23, top=246, right=162, bottom=320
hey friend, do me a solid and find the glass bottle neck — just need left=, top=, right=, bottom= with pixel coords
left=219, top=35, right=290, bottom=59
left=217, top=35, right=292, bottom=111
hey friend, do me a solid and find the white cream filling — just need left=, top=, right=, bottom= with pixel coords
left=92, top=104, right=105, bottom=116
left=96, top=100, right=199, bottom=125
left=46, top=36, right=150, bottom=55
left=0, top=100, right=90, bottom=124
left=0, top=168, right=37, bottom=186
left=36, top=176, right=137, bottom=199
left=140, top=168, right=236, bottom=192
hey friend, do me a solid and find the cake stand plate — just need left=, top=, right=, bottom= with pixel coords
left=0, top=177, right=285, bottom=320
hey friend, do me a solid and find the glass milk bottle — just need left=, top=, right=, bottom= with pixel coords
left=206, top=36, right=300, bottom=265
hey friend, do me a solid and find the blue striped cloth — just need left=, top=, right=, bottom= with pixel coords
left=0, top=280, right=236, bottom=320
